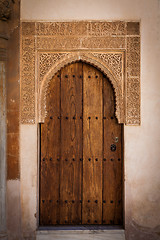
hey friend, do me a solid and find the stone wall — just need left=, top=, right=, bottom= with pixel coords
left=20, top=0, right=160, bottom=240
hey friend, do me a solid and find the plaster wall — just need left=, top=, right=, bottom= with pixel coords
left=19, top=0, right=160, bottom=239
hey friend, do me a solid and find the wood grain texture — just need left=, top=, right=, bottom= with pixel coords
left=40, top=62, right=123, bottom=226
left=82, top=64, right=103, bottom=224
left=60, top=63, right=83, bottom=224
left=103, top=76, right=123, bottom=225
left=40, top=72, right=61, bottom=225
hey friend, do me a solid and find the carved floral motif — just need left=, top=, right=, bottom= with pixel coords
left=126, top=78, right=140, bottom=125
left=38, top=52, right=124, bottom=123
left=21, top=21, right=140, bottom=125
left=36, top=21, right=126, bottom=36
left=21, top=37, right=35, bottom=124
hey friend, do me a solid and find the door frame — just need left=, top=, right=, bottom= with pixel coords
left=37, top=61, right=125, bottom=228
left=20, top=20, right=141, bottom=239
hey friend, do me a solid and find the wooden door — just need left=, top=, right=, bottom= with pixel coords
left=40, top=62, right=123, bottom=226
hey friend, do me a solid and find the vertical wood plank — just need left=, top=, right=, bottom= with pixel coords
left=40, top=72, right=61, bottom=225
left=40, top=62, right=123, bottom=226
left=60, top=62, right=83, bottom=224
left=103, top=76, right=123, bottom=225
left=82, top=64, right=103, bottom=224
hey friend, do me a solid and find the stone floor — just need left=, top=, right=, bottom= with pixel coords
left=37, top=226, right=125, bottom=240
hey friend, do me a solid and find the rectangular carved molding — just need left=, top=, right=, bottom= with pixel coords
left=21, top=21, right=140, bottom=125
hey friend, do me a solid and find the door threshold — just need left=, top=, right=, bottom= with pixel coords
left=37, top=226, right=125, bottom=240
left=38, top=225, right=123, bottom=231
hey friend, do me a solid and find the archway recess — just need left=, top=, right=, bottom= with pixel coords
left=39, top=52, right=124, bottom=124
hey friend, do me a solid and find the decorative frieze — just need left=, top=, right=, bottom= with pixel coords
left=21, top=36, right=35, bottom=124
left=81, top=37, right=125, bottom=49
left=37, top=37, right=81, bottom=50
left=127, top=37, right=140, bottom=77
left=126, top=78, right=140, bottom=125
left=36, top=21, right=126, bottom=36
left=21, top=21, right=140, bottom=125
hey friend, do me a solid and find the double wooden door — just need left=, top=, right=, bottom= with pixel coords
left=40, top=62, right=123, bottom=226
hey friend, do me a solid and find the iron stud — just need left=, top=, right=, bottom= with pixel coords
left=110, top=144, right=116, bottom=152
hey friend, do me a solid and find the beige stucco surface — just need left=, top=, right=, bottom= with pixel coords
left=19, top=0, right=160, bottom=239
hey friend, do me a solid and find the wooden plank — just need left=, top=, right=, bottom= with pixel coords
left=60, top=62, right=83, bottom=224
left=82, top=63, right=103, bottom=224
left=103, top=75, right=123, bottom=225
left=40, top=72, right=61, bottom=225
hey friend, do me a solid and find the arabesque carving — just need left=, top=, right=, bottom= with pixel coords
left=39, top=52, right=124, bottom=123
left=21, top=21, right=141, bottom=125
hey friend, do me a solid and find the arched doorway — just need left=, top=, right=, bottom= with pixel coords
left=39, top=62, right=123, bottom=226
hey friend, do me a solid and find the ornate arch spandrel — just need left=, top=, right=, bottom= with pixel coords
left=21, top=21, right=140, bottom=125
left=38, top=52, right=125, bottom=124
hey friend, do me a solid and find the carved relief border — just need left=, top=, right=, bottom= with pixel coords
left=38, top=51, right=124, bottom=123
left=21, top=21, right=140, bottom=125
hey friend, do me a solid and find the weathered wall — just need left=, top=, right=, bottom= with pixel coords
left=5, top=1, right=21, bottom=239
left=0, top=1, right=21, bottom=239
left=19, top=0, right=160, bottom=240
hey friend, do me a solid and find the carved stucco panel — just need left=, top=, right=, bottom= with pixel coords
left=36, top=21, right=126, bottom=36
left=21, top=36, right=35, bottom=124
left=38, top=52, right=124, bottom=124
left=20, top=21, right=140, bottom=125
left=126, top=78, right=140, bottom=125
